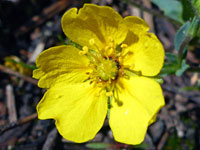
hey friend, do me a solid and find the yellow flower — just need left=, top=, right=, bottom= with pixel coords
left=33, top=4, right=165, bottom=145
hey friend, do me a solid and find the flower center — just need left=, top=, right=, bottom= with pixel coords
left=97, top=59, right=118, bottom=81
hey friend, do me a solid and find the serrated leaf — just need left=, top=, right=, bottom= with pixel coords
left=174, top=21, right=191, bottom=51
left=151, top=0, right=184, bottom=23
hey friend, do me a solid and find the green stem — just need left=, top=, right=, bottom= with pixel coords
left=177, top=36, right=191, bottom=62
left=187, top=0, right=200, bottom=19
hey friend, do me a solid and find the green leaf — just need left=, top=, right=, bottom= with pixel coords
left=174, top=21, right=191, bottom=51
left=57, top=34, right=67, bottom=45
left=175, top=60, right=190, bottom=76
left=180, top=86, right=200, bottom=91
left=166, top=52, right=177, bottom=62
left=159, top=51, right=190, bottom=76
left=153, top=77, right=164, bottom=84
left=160, top=57, right=189, bottom=77
left=159, top=63, right=179, bottom=76
left=131, top=143, right=149, bottom=149
left=159, top=52, right=179, bottom=76
left=5, top=58, right=37, bottom=70
left=188, top=16, right=200, bottom=38
left=86, top=143, right=110, bottom=149
left=181, top=0, right=195, bottom=21
left=193, top=0, right=200, bottom=16
left=151, top=0, right=184, bottom=23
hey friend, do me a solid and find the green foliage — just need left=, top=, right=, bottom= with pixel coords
left=86, top=143, right=110, bottom=149
left=151, top=0, right=184, bottom=23
left=181, top=79, right=200, bottom=91
left=193, top=0, right=200, bottom=16
left=174, top=21, right=191, bottom=51
left=164, top=132, right=195, bottom=150
left=5, top=58, right=37, bottom=70
left=175, top=60, right=190, bottom=76
left=164, top=133, right=181, bottom=150
left=181, top=0, right=195, bottom=21
left=57, top=34, right=67, bottom=45
left=131, top=143, right=149, bottom=149
left=159, top=53, right=189, bottom=76
left=167, top=16, right=200, bottom=76
left=153, top=78, right=164, bottom=84
left=159, top=53, right=178, bottom=76
left=188, top=16, right=200, bottom=37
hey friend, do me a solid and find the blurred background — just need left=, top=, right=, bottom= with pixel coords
left=0, top=0, right=200, bottom=149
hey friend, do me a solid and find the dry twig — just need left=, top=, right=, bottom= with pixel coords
left=157, top=131, right=169, bottom=150
left=42, top=128, right=58, bottom=150
left=142, top=0, right=155, bottom=32
left=0, top=113, right=37, bottom=134
left=0, top=64, right=38, bottom=85
left=6, top=84, right=17, bottom=123
left=29, top=42, right=45, bottom=63
left=16, top=0, right=72, bottom=36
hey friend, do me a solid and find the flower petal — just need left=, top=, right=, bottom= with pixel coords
left=109, top=76, right=165, bottom=145
left=124, top=16, right=149, bottom=34
left=33, top=45, right=91, bottom=88
left=61, top=4, right=127, bottom=50
left=37, top=81, right=107, bottom=143
left=122, top=33, right=165, bottom=76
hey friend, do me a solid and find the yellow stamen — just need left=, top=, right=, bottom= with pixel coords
left=108, top=36, right=114, bottom=42
left=89, top=38, right=105, bottom=58
left=121, top=44, right=128, bottom=48
left=106, top=91, right=113, bottom=96
left=79, top=46, right=88, bottom=55
left=89, top=39, right=95, bottom=45
left=129, top=65, right=134, bottom=70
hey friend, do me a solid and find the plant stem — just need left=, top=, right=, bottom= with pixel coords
left=177, top=36, right=191, bottom=61
left=187, top=0, right=200, bottom=19
left=0, top=64, right=38, bottom=85
left=0, top=113, right=37, bottom=134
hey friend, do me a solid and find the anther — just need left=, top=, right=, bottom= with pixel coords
left=108, top=37, right=114, bottom=42
left=118, top=57, right=123, bottom=63
left=82, top=46, right=88, bottom=52
left=79, top=46, right=88, bottom=55
left=129, top=65, right=134, bottom=70
left=106, top=91, right=113, bottom=97
left=121, top=44, right=128, bottom=48
left=111, top=77, right=115, bottom=80
left=89, top=39, right=95, bottom=45
left=108, top=78, right=112, bottom=84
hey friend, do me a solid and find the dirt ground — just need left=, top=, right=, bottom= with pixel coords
left=0, top=0, right=199, bottom=150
